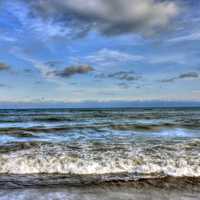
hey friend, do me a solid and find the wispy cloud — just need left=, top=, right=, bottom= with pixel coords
left=45, top=61, right=64, bottom=68
left=23, top=69, right=33, bottom=74
left=117, top=82, right=129, bottom=89
left=9, top=47, right=57, bottom=79
left=71, top=48, right=144, bottom=67
left=148, top=54, right=188, bottom=65
left=0, top=35, right=17, bottom=42
left=160, top=72, right=199, bottom=83
left=4, top=1, right=72, bottom=41
left=168, top=32, right=200, bottom=43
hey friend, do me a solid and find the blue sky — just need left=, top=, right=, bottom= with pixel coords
left=0, top=0, right=200, bottom=105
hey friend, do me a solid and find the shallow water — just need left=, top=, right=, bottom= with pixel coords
left=0, top=179, right=200, bottom=200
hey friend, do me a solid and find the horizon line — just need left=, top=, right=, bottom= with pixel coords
left=0, top=100, right=200, bottom=109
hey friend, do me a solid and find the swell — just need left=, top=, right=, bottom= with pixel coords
left=0, top=123, right=197, bottom=135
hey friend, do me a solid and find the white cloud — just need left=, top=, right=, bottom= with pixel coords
left=10, top=47, right=57, bottom=80
left=70, top=49, right=144, bottom=67
left=4, top=1, right=72, bottom=41
left=168, top=32, right=200, bottom=43
left=0, top=35, right=17, bottom=42
left=148, top=54, right=188, bottom=65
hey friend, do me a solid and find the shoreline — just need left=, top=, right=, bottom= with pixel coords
left=0, top=177, right=200, bottom=200
left=0, top=174, right=200, bottom=189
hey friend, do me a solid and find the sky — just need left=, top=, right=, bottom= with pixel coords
left=0, top=0, right=200, bottom=106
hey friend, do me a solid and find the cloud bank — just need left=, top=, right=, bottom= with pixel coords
left=23, top=0, right=180, bottom=37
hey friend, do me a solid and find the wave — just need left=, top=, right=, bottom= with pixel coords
left=109, top=124, right=176, bottom=131
left=0, top=140, right=199, bottom=178
left=0, top=123, right=187, bottom=132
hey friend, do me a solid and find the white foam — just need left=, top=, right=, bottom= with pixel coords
left=0, top=141, right=200, bottom=178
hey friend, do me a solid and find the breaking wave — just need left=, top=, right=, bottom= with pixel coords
left=0, top=140, right=199, bottom=178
